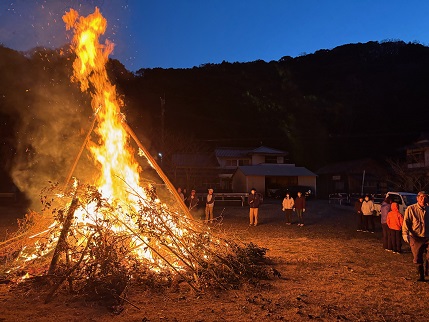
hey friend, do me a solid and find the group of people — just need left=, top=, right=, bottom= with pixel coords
left=281, top=191, right=306, bottom=226
left=354, top=195, right=403, bottom=250
left=354, top=195, right=377, bottom=233
left=176, top=186, right=307, bottom=228
left=248, top=188, right=307, bottom=227
left=355, top=191, right=429, bottom=281
left=177, top=187, right=214, bottom=223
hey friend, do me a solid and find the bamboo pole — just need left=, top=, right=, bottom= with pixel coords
left=63, top=115, right=98, bottom=191
left=121, top=121, right=193, bottom=220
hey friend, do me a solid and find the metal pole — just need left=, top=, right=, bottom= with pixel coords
left=361, top=170, right=366, bottom=195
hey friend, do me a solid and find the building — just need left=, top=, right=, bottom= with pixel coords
left=316, top=158, right=388, bottom=198
left=406, top=132, right=429, bottom=169
left=169, top=146, right=316, bottom=196
left=169, top=153, right=219, bottom=191
left=215, top=146, right=290, bottom=191
left=232, top=164, right=317, bottom=196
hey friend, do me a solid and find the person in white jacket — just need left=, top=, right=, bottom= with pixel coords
left=361, top=195, right=375, bottom=233
left=282, top=193, right=294, bottom=225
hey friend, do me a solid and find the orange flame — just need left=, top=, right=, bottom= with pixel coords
left=63, top=8, right=143, bottom=203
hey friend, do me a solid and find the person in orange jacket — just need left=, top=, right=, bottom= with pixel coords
left=387, top=202, right=404, bottom=254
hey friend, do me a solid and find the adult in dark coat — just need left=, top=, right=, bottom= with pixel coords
left=294, top=191, right=306, bottom=226
left=248, top=188, right=262, bottom=226
left=354, top=196, right=364, bottom=231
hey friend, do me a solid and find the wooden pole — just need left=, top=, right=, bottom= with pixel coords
left=48, top=197, right=79, bottom=275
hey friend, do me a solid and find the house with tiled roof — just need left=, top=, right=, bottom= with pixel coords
left=215, top=146, right=291, bottom=192
left=232, top=164, right=317, bottom=196
left=169, top=146, right=316, bottom=196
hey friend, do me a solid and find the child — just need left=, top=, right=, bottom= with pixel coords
left=282, top=193, right=294, bottom=225
left=386, top=202, right=404, bottom=254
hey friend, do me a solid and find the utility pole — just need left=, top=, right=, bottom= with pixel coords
left=160, top=94, right=165, bottom=167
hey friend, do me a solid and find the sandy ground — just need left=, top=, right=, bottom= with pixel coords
left=0, top=199, right=428, bottom=321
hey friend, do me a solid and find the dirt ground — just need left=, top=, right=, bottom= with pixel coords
left=1, top=198, right=429, bottom=322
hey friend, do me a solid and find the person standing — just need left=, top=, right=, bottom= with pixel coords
left=248, top=188, right=262, bottom=226
left=177, top=187, right=185, bottom=202
left=183, top=188, right=189, bottom=206
left=402, top=191, right=429, bottom=281
left=387, top=202, right=404, bottom=254
left=354, top=196, right=364, bottom=232
left=294, top=191, right=306, bottom=227
left=282, top=192, right=294, bottom=225
left=205, top=188, right=215, bottom=223
left=361, top=195, right=375, bottom=233
left=187, top=189, right=199, bottom=216
left=380, top=196, right=392, bottom=249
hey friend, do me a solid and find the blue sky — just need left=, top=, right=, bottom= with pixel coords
left=1, top=1, right=429, bottom=71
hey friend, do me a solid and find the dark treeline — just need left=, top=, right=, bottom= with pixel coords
left=121, top=40, right=429, bottom=171
left=1, top=40, right=429, bottom=194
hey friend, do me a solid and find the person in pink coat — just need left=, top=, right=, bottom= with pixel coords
left=282, top=193, right=294, bottom=225
left=387, top=202, right=404, bottom=254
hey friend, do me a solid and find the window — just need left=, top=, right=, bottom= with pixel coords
left=225, top=159, right=250, bottom=166
left=238, top=159, right=250, bottom=166
left=225, top=159, right=237, bottom=167
left=265, top=156, right=277, bottom=164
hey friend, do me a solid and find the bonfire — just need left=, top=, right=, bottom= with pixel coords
left=0, top=7, right=273, bottom=309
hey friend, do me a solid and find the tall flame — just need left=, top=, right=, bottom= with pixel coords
left=63, top=8, right=142, bottom=203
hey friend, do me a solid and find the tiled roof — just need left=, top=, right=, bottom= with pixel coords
left=214, top=147, right=253, bottom=158
left=251, top=146, right=288, bottom=155
left=215, top=145, right=288, bottom=158
left=235, top=164, right=316, bottom=177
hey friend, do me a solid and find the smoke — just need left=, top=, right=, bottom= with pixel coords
left=0, top=2, right=133, bottom=209
left=2, top=50, right=95, bottom=210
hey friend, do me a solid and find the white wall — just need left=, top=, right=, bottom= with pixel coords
left=246, top=176, right=265, bottom=194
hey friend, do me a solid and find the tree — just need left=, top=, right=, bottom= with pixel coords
left=386, top=158, right=429, bottom=192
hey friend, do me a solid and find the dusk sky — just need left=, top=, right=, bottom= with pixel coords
left=1, top=1, right=429, bottom=71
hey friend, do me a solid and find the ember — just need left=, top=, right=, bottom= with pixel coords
left=0, top=7, right=273, bottom=308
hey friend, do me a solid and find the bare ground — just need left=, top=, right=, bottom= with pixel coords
left=0, top=199, right=428, bottom=322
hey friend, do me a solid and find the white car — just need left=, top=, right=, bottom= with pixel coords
left=373, top=192, right=417, bottom=216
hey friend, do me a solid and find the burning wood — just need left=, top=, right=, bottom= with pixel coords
left=0, top=7, right=274, bottom=309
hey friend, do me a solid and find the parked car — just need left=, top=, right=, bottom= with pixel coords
left=373, top=192, right=417, bottom=216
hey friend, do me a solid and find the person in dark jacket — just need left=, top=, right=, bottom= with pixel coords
left=354, top=196, right=364, bottom=232
left=294, top=191, right=306, bottom=226
left=380, top=196, right=392, bottom=250
left=187, top=189, right=199, bottom=217
left=248, top=188, right=262, bottom=226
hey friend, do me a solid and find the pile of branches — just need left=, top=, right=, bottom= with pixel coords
left=0, top=181, right=275, bottom=309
